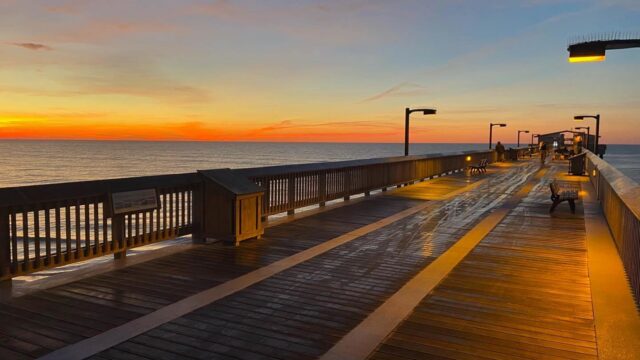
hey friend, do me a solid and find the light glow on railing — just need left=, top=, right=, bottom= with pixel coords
left=466, top=156, right=472, bottom=161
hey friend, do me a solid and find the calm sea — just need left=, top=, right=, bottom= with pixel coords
left=1, top=140, right=638, bottom=188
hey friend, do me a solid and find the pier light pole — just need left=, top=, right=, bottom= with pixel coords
left=574, top=115, right=600, bottom=156
left=405, top=107, right=436, bottom=156
left=517, top=130, right=529, bottom=147
left=575, top=126, right=590, bottom=151
left=489, top=123, right=507, bottom=149
left=531, top=133, right=540, bottom=146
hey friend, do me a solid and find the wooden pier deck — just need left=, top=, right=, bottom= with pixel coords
left=1, top=159, right=638, bottom=360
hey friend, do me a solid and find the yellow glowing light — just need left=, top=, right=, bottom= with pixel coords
left=466, top=156, right=472, bottom=161
left=568, top=55, right=605, bottom=63
left=592, top=169, right=597, bottom=176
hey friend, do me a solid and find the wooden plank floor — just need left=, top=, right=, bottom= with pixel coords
left=0, top=196, right=424, bottom=360
left=0, top=166, right=511, bottom=359
left=369, top=164, right=597, bottom=360
left=87, top=162, right=538, bottom=360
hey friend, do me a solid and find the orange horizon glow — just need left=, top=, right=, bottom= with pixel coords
left=1, top=117, right=638, bottom=144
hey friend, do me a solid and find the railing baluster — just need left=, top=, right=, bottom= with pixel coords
left=169, top=191, right=174, bottom=237
left=44, top=206, right=51, bottom=266
left=142, top=211, right=148, bottom=244
left=134, top=212, right=140, bottom=246
left=22, top=209, right=30, bottom=272
left=84, top=200, right=90, bottom=257
left=162, top=192, right=168, bottom=239
left=33, top=209, right=41, bottom=268
left=10, top=211, right=18, bottom=272
left=127, top=214, right=133, bottom=247
left=65, top=205, right=71, bottom=261
left=75, top=201, right=81, bottom=259
left=103, top=203, right=110, bottom=254
left=93, top=201, right=99, bottom=255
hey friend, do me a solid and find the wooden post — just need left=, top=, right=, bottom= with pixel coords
left=287, top=176, right=295, bottom=215
left=191, top=184, right=205, bottom=243
left=112, top=215, right=126, bottom=260
left=343, top=170, right=351, bottom=201
left=0, top=207, right=11, bottom=282
left=319, top=173, right=327, bottom=207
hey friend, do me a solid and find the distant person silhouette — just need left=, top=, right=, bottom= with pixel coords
left=495, top=141, right=505, bottom=162
left=539, top=141, right=548, bottom=165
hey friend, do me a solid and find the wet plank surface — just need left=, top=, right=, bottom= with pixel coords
left=0, top=196, right=423, bottom=359
left=89, top=163, right=536, bottom=360
left=369, top=164, right=597, bottom=360
left=0, top=162, right=534, bottom=359
left=0, top=170, right=481, bottom=358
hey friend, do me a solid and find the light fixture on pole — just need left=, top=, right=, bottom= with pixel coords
left=568, top=37, right=640, bottom=63
left=404, top=107, right=436, bottom=156
left=574, top=115, right=600, bottom=155
left=489, top=123, right=507, bottom=149
left=517, top=130, right=529, bottom=147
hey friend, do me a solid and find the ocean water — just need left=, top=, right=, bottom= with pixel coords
left=603, top=145, right=640, bottom=183
left=0, top=140, right=638, bottom=188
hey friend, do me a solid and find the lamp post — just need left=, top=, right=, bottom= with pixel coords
left=531, top=133, right=540, bottom=146
left=489, top=123, right=507, bottom=149
left=575, top=126, right=590, bottom=151
left=574, top=115, right=600, bottom=156
left=517, top=130, right=529, bottom=147
left=404, top=107, right=436, bottom=156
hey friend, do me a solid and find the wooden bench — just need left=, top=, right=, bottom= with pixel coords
left=549, top=180, right=579, bottom=213
left=469, top=159, right=488, bottom=175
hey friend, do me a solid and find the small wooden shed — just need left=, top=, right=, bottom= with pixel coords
left=198, top=169, right=264, bottom=245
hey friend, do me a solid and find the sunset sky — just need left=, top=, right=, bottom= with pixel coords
left=1, top=0, right=639, bottom=143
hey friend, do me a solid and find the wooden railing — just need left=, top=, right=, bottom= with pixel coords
left=0, top=174, right=202, bottom=280
left=237, top=150, right=496, bottom=216
left=0, top=149, right=496, bottom=280
left=585, top=151, right=640, bottom=307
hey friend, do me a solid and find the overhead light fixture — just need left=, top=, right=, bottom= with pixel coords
left=567, top=38, right=640, bottom=63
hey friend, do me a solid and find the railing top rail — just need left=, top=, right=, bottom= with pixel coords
left=235, top=150, right=493, bottom=178
left=586, top=151, right=640, bottom=219
left=0, top=172, right=200, bottom=207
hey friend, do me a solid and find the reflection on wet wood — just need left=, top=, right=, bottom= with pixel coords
left=369, top=166, right=597, bottom=360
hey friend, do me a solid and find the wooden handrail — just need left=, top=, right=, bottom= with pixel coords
left=0, top=150, right=496, bottom=280
left=585, top=151, right=640, bottom=307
